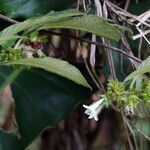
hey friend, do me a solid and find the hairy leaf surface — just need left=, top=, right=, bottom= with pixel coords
left=40, top=15, right=121, bottom=41
left=2, top=57, right=91, bottom=88
left=0, top=12, right=121, bottom=44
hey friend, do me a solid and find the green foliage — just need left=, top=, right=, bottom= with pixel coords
left=142, top=81, right=150, bottom=100
left=105, top=80, right=139, bottom=108
left=134, top=81, right=150, bottom=118
left=0, top=68, right=91, bottom=149
left=12, top=69, right=90, bottom=147
left=0, top=10, right=83, bottom=45
left=0, top=2, right=149, bottom=149
left=1, top=57, right=91, bottom=88
left=0, top=35, right=23, bottom=45
left=135, top=102, right=150, bottom=118
left=105, top=80, right=150, bottom=114
left=0, top=10, right=121, bottom=45
left=134, top=119, right=150, bottom=149
left=125, top=56, right=150, bottom=81
left=0, top=0, right=75, bottom=18
left=0, top=47, right=22, bottom=62
left=29, top=31, right=48, bottom=43
left=39, top=15, right=121, bottom=41
left=123, top=56, right=150, bottom=120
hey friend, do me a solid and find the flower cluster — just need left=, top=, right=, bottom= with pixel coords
left=83, top=80, right=150, bottom=121
left=0, top=47, right=22, bottom=62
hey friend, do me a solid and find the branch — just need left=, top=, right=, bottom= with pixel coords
left=77, top=42, right=105, bottom=93
left=111, top=104, right=150, bottom=142
left=122, top=112, right=134, bottom=150
left=124, top=116, right=150, bottom=142
left=48, top=31, right=142, bottom=63
left=0, top=13, right=19, bottom=24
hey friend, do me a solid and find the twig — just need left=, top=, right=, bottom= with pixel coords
left=104, top=40, right=116, bottom=79
left=78, top=42, right=104, bottom=92
left=77, top=0, right=80, bottom=9
left=90, top=34, right=96, bottom=67
left=122, top=113, right=134, bottom=150
left=109, top=5, right=139, bottom=69
left=124, top=115, right=150, bottom=142
left=111, top=104, right=150, bottom=142
left=124, top=0, right=131, bottom=11
left=138, top=29, right=143, bottom=59
left=82, top=0, right=87, bottom=11
left=94, top=0, right=103, bottom=17
left=135, top=127, right=150, bottom=141
left=132, top=29, right=150, bottom=40
left=136, top=26, right=150, bottom=45
left=113, top=105, right=148, bottom=150
left=95, top=0, right=116, bottom=80
left=0, top=13, right=19, bottom=24
left=123, top=115, right=138, bottom=150
left=106, top=1, right=150, bottom=26
left=73, top=130, right=84, bottom=150
left=90, top=67, right=106, bottom=92
left=48, top=30, right=142, bottom=63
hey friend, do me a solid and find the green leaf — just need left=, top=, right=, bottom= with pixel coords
left=135, top=102, right=150, bottom=118
left=39, top=15, right=121, bottom=41
left=0, top=130, right=21, bottom=150
left=0, top=10, right=82, bottom=44
left=0, top=0, right=75, bottom=18
left=0, top=66, right=21, bottom=91
left=0, top=12, right=121, bottom=44
left=0, top=65, right=91, bottom=149
left=0, top=34, right=23, bottom=45
left=125, top=56, right=150, bottom=81
left=114, top=24, right=133, bottom=35
left=11, top=69, right=91, bottom=147
left=2, top=57, right=91, bottom=88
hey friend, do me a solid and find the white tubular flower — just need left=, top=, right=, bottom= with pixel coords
left=83, top=98, right=105, bottom=121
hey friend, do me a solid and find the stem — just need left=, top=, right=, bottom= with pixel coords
left=77, top=42, right=104, bottom=92
left=104, top=39, right=116, bottom=79
left=0, top=13, right=19, bottom=24
left=122, top=116, right=134, bottom=149
left=123, top=115, right=138, bottom=150
left=112, top=104, right=150, bottom=142
left=48, top=31, right=142, bottom=63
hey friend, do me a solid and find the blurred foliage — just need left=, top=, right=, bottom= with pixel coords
left=0, top=0, right=75, bottom=18
left=128, top=0, right=150, bottom=15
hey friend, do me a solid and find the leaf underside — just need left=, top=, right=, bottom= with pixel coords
left=12, top=69, right=91, bottom=147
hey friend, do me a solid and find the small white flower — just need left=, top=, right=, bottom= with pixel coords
left=83, top=98, right=105, bottom=121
